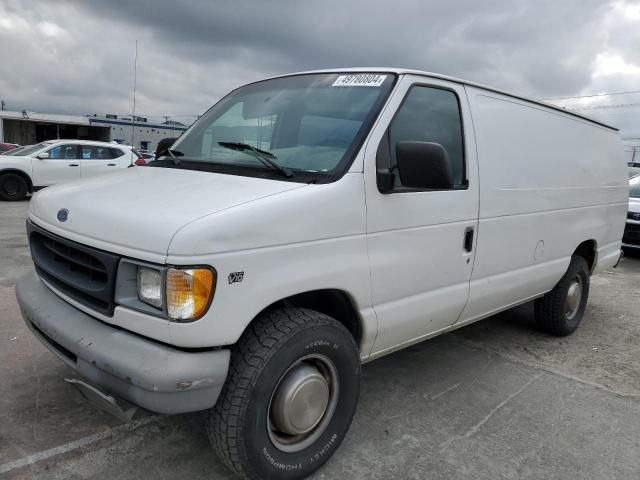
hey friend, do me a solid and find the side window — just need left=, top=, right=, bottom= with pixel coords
left=109, top=148, right=125, bottom=158
left=81, top=145, right=98, bottom=159
left=387, top=86, right=465, bottom=188
left=95, top=147, right=112, bottom=159
left=48, top=145, right=79, bottom=160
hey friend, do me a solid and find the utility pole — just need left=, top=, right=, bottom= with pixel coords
left=130, top=40, right=138, bottom=148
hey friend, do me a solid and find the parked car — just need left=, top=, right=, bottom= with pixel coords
left=630, top=166, right=640, bottom=178
left=137, top=151, right=155, bottom=163
left=0, top=142, right=20, bottom=153
left=0, top=139, right=145, bottom=200
left=4, top=144, right=30, bottom=156
left=16, top=69, right=628, bottom=479
left=623, top=174, right=640, bottom=249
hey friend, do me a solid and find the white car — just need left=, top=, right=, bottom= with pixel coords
left=623, top=174, right=640, bottom=249
left=16, top=69, right=628, bottom=479
left=0, top=139, right=143, bottom=201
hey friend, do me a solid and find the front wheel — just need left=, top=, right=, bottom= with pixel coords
left=535, top=255, right=590, bottom=336
left=0, top=173, right=28, bottom=201
left=209, top=308, right=360, bottom=479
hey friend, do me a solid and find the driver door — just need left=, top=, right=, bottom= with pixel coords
left=32, top=144, right=81, bottom=187
left=365, top=76, right=480, bottom=357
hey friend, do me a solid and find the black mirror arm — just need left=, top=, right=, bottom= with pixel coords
left=377, top=167, right=396, bottom=193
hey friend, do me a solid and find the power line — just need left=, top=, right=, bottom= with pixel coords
left=568, top=102, right=640, bottom=110
left=541, top=89, right=640, bottom=101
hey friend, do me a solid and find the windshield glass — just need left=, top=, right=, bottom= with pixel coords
left=12, top=142, right=52, bottom=157
left=631, top=175, right=640, bottom=198
left=164, top=73, right=395, bottom=181
left=4, top=145, right=27, bottom=155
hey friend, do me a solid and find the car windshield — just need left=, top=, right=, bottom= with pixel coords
left=162, top=73, right=396, bottom=181
left=12, top=142, right=52, bottom=157
left=4, top=145, right=26, bottom=155
left=630, top=175, right=640, bottom=198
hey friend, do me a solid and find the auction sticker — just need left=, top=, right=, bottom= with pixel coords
left=332, top=74, right=387, bottom=87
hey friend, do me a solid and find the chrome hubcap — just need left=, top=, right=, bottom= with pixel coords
left=268, top=354, right=339, bottom=453
left=565, top=276, right=583, bottom=320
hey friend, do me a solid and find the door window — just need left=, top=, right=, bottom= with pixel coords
left=384, top=86, right=465, bottom=189
left=81, top=145, right=114, bottom=159
left=109, top=148, right=125, bottom=158
left=48, top=145, right=79, bottom=159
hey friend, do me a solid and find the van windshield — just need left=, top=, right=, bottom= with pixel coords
left=156, top=73, right=396, bottom=182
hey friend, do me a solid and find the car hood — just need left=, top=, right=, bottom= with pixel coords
left=29, top=167, right=304, bottom=260
left=630, top=196, right=640, bottom=214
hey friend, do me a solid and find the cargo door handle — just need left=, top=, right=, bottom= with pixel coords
left=463, top=227, right=474, bottom=253
left=107, top=163, right=116, bottom=166
left=68, top=164, right=79, bottom=167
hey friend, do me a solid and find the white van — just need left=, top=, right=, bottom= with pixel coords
left=16, top=69, right=628, bottom=479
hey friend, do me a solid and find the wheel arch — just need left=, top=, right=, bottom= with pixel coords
left=573, top=239, right=597, bottom=274
left=0, top=168, right=34, bottom=193
left=244, top=289, right=364, bottom=350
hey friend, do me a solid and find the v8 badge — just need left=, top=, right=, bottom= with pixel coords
left=228, top=271, right=244, bottom=284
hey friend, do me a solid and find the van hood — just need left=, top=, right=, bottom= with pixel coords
left=29, top=167, right=304, bottom=258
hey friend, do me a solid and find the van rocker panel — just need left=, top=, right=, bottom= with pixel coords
left=15, top=270, right=230, bottom=414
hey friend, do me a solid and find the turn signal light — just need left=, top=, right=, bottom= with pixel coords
left=166, top=268, right=215, bottom=321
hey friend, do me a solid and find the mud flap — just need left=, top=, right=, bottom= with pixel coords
left=65, top=378, right=138, bottom=422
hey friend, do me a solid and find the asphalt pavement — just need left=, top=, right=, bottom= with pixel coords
left=1, top=199, right=639, bottom=479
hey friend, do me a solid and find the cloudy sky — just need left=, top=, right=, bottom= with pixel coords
left=1, top=0, right=640, bottom=139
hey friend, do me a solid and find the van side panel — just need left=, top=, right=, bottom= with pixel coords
left=460, top=87, right=628, bottom=323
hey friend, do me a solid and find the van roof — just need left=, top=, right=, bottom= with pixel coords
left=270, top=68, right=618, bottom=132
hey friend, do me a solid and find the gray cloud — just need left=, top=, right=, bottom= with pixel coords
left=1, top=0, right=640, bottom=138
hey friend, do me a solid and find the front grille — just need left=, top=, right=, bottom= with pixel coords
left=27, top=221, right=120, bottom=315
left=628, top=212, right=640, bottom=221
left=623, top=222, right=640, bottom=245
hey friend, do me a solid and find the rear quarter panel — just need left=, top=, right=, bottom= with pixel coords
left=460, top=87, right=628, bottom=322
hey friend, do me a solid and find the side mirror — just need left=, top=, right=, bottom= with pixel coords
left=155, top=137, right=178, bottom=159
left=396, top=141, right=454, bottom=190
left=36, top=152, right=50, bottom=160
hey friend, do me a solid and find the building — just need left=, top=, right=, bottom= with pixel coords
left=0, top=110, right=190, bottom=152
left=88, top=114, right=189, bottom=152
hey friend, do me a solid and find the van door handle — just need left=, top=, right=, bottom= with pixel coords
left=68, top=164, right=79, bottom=167
left=463, top=227, right=474, bottom=252
left=107, top=163, right=116, bottom=166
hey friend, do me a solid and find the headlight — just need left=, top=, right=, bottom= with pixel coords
left=136, top=265, right=216, bottom=321
left=137, top=267, right=163, bottom=308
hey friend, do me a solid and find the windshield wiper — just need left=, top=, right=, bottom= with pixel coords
left=217, top=142, right=293, bottom=178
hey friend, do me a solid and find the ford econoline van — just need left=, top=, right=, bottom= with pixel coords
left=16, top=69, right=628, bottom=479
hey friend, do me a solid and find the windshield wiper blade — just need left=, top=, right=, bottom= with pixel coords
left=217, top=142, right=293, bottom=178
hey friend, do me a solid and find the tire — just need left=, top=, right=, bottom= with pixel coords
left=0, top=173, right=28, bottom=201
left=209, top=308, right=360, bottom=480
left=534, top=255, right=590, bottom=336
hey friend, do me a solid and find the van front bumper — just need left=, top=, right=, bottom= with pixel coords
left=15, top=270, right=230, bottom=415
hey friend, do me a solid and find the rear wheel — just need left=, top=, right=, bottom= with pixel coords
left=209, top=308, right=360, bottom=479
left=534, top=255, right=590, bottom=336
left=0, top=173, right=28, bottom=201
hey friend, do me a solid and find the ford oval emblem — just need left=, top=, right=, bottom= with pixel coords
left=57, top=209, right=69, bottom=222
